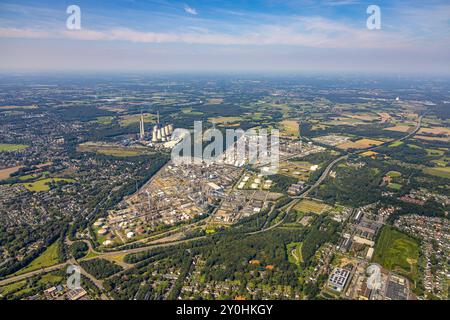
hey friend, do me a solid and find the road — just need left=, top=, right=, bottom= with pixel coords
left=0, top=262, right=69, bottom=287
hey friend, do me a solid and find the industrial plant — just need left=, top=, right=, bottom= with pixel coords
left=138, top=111, right=174, bottom=144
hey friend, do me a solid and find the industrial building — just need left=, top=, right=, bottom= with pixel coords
left=138, top=111, right=174, bottom=143
left=328, top=268, right=351, bottom=292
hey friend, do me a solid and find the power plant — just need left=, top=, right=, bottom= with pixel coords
left=138, top=111, right=174, bottom=144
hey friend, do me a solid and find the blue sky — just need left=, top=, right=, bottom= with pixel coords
left=0, top=0, right=449, bottom=73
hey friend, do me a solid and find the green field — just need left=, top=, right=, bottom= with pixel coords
left=23, top=178, right=75, bottom=192
left=77, top=142, right=145, bottom=158
left=386, top=171, right=402, bottom=178
left=18, top=174, right=36, bottom=181
left=96, top=148, right=140, bottom=157
left=387, top=183, right=402, bottom=190
left=0, top=144, right=29, bottom=152
left=407, top=144, right=422, bottom=149
left=15, top=242, right=61, bottom=275
left=423, top=167, right=450, bottom=179
left=0, top=280, right=27, bottom=296
left=0, top=273, right=63, bottom=299
left=96, top=116, right=115, bottom=125
left=37, top=273, right=63, bottom=286
left=373, top=226, right=420, bottom=283
left=431, top=156, right=450, bottom=167
left=119, top=113, right=155, bottom=126
left=83, top=250, right=100, bottom=260
left=388, top=141, right=404, bottom=148
left=208, top=116, right=242, bottom=125
left=205, top=227, right=217, bottom=235
left=182, top=107, right=203, bottom=115
left=425, top=149, right=445, bottom=157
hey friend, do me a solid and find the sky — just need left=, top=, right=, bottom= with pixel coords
left=0, top=0, right=449, bottom=74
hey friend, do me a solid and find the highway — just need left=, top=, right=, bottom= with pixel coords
left=0, top=262, right=69, bottom=287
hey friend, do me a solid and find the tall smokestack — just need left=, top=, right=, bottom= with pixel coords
left=139, top=113, right=145, bottom=140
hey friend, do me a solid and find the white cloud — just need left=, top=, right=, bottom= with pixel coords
left=184, top=5, right=198, bottom=15
left=0, top=8, right=449, bottom=52
left=0, top=27, right=52, bottom=39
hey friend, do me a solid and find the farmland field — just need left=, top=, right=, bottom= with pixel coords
left=96, top=116, right=114, bottom=125
left=425, top=149, right=445, bottom=157
left=423, top=166, right=450, bottom=179
left=77, top=142, right=146, bottom=157
left=208, top=116, right=242, bottom=124
left=343, top=113, right=380, bottom=121
left=0, top=166, right=22, bottom=180
left=418, top=127, right=450, bottom=136
left=279, top=120, right=299, bottom=137
left=337, top=138, right=384, bottom=150
left=414, top=135, right=449, bottom=142
left=431, top=156, right=450, bottom=167
left=294, top=199, right=331, bottom=214
left=207, top=98, right=224, bottom=104
left=360, top=151, right=378, bottom=157
left=384, top=125, right=414, bottom=133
